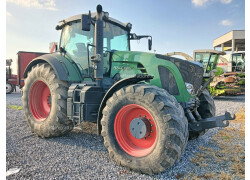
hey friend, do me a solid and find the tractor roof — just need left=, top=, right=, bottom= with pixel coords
left=56, top=13, right=131, bottom=31
left=193, top=49, right=226, bottom=55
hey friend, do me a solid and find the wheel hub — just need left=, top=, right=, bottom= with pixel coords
left=114, top=104, right=157, bottom=157
left=29, top=80, right=51, bottom=121
left=129, top=117, right=151, bottom=139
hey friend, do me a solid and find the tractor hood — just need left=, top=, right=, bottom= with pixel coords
left=111, top=51, right=204, bottom=96
left=155, top=54, right=204, bottom=92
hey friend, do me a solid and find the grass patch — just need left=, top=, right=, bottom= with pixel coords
left=6, top=105, right=23, bottom=110
left=184, top=108, right=245, bottom=179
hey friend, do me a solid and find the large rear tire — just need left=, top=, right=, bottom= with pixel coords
left=22, top=63, right=73, bottom=138
left=6, top=82, right=14, bottom=94
left=101, top=84, right=188, bottom=174
left=189, top=89, right=216, bottom=140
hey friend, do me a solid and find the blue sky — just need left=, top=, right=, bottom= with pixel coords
left=6, top=0, right=245, bottom=73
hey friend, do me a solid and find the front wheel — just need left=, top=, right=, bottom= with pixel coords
left=101, top=84, right=188, bottom=174
left=22, top=63, right=73, bottom=138
left=189, top=89, right=216, bottom=140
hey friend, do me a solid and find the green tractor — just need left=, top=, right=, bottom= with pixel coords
left=22, top=5, right=235, bottom=174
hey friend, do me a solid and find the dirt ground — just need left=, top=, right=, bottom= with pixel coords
left=6, top=91, right=245, bottom=179
left=180, top=108, right=245, bottom=180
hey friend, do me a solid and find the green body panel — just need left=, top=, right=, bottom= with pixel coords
left=62, top=54, right=83, bottom=82
left=109, top=51, right=192, bottom=102
left=47, top=53, right=83, bottom=82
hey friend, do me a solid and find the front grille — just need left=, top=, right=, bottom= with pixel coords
left=156, top=54, right=204, bottom=92
left=158, top=66, right=179, bottom=95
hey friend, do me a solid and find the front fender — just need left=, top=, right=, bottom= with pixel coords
left=97, top=74, right=153, bottom=134
left=23, top=53, right=83, bottom=83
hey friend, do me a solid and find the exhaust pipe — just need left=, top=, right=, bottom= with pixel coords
left=94, top=4, right=104, bottom=86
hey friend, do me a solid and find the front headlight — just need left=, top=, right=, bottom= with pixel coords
left=185, top=82, right=194, bottom=95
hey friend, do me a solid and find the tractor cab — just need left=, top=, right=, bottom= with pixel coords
left=56, top=13, right=151, bottom=80
left=193, top=49, right=225, bottom=77
left=231, top=52, right=245, bottom=72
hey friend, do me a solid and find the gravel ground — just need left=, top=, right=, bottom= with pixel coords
left=6, top=89, right=245, bottom=179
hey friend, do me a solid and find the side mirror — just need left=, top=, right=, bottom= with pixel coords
left=81, top=14, right=91, bottom=31
left=148, top=38, right=152, bottom=51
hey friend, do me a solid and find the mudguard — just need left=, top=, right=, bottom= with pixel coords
left=23, top=52, right=83, bottom=83
left=97, top=74, right=154, bottom=134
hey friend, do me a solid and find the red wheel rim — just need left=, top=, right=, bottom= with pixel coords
left=29, top=80, right=51, bottom=121
left=114, top=104, right=157, bottom=157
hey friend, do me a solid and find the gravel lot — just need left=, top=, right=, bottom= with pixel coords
left=6, top=90, right=245, bottom=179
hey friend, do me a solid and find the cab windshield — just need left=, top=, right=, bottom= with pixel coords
left=231, top=53, right=245, bottom=72
left=60, top=21, right=129, bottom=76
left=195, top=53, right=218, bottom=73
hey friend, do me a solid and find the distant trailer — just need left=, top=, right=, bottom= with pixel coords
left=17, top=51, right=47, bottom=88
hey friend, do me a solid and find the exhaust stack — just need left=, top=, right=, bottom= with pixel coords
left=94, top=4, right=104, bottom=85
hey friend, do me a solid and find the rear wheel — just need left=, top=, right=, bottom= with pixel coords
left=6, top=82, right=14, bottom=94
left=22, top=63, right=73, bottom=138
left=189, top=89, right=216, bottom=140
left=101, top=84, right=188, bottom=174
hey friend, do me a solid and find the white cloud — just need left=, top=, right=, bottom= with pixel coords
left=221, top=0, right=232, bottom=4
left=6, top=11, right=12, bottom=17
left=221, top=19, right=233, bottom=26
left=192, top=0, right=232, bottom=7
left=192, top=0, right=209, bottom=7
left=6, top=0, right=58, bottom=11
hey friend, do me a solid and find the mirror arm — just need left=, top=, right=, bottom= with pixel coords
left=136, top=35, right=151, bottom=40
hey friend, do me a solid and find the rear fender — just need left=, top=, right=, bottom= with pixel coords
left=23, top=53, right=83, bottom=83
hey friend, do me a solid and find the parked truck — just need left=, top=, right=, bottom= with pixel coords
left=21, top=5, right=235, bottom=174
left=6, top=59, right=17, bottom=94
